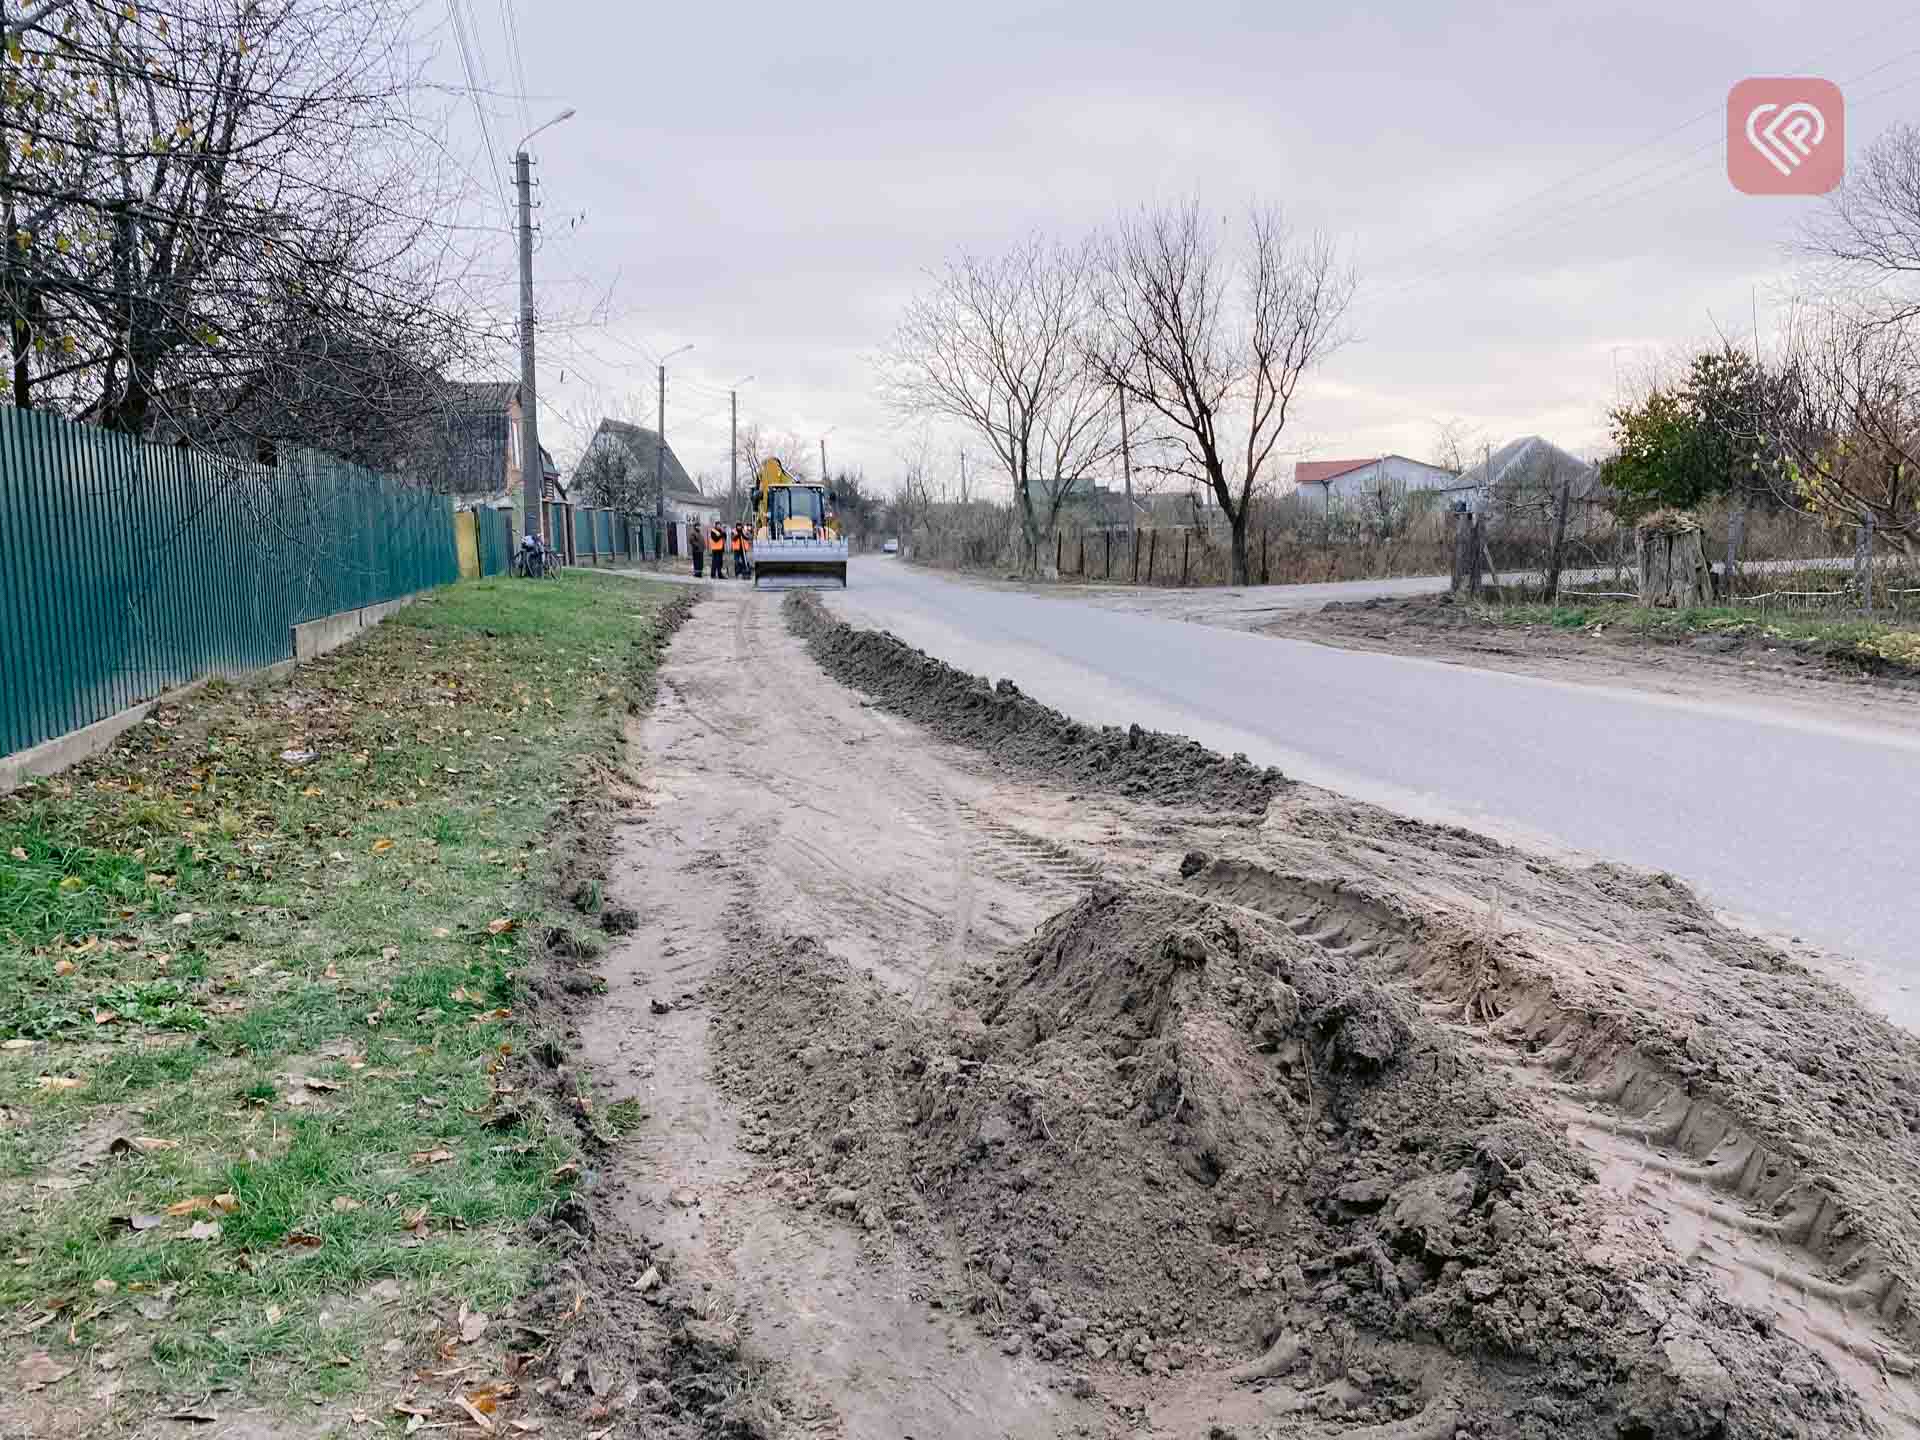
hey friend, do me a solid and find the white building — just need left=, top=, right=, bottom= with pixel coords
left=1292, top=454, right=1459, bottom=500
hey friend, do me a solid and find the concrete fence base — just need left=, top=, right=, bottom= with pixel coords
left=2, top=594, right=417, bottom=793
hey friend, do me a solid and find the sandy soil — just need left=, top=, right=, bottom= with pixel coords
left=558, top=586, right=1920, bottom=1439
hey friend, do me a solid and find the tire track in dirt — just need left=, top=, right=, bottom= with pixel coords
left=1177, top=855, right=1920, bottom=1433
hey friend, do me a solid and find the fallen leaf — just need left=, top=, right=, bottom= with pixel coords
left=91, top=1277, right=117, bottom=1296
left=109, top=1135, right=177, bottom=1156
left=165, top=1196, right=214, bottom=1216
left=485, top=918, right=513, bottom=935
left=92, top=1009, right=119, bottom=1025
left=122, top=1214, right=165, bottom=1232
left=633, top=1265, right=660, bottom=1293
left=382, top=946, right=399, bottom=962
left=460, top=1310, right=488, bottom=1343
left=186, top=1220, right=221, bottom=1241
left=448, top=987, right=479, bottom=1004
left=3, top=1038, right=33, bottom=1050
left=213, top=1193, right=239, bottom=1213
left=53, top=958, right=76, bottom=976
left=411, top=1149, right=455, bottom=1166
left=431, top=926, right=452, bottom=939
left=371, top=838, right=396, bottom=855
left=302, top=1077, right=342, bottom=1093
left=265, top=1304, right=282, bottom=1324
left=369, top=1279, right=403, bottom=1302
left=402, top=1206, right=431, bottom=1234
left=453, top=1396, right=495, bottom=1432
left=171, top=912, right=195, bottom=927
left=19, top=1352, right=75, bottom=1389
left=507, top=1422, right=541, bottom=1434
left=330, top=1196, right=361, bottom=1213
left=284, top=1230, right=324, bottom=1248
left=9, top=846, right=27, bottom=860
left=552, top=1161, right=580, bottom=1182
left=36, top=1076, right=85, bottom=1091
left=57, top=876, right=84, bottom=893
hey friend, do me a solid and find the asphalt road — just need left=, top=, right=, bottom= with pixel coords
left=825, top=557, right=1920, bottom=1028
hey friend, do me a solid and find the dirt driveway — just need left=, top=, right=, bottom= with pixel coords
left=561, top=586, right=1920, bottom=1439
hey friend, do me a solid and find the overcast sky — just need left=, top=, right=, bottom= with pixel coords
left=435, top=0, right=1920, bottom=495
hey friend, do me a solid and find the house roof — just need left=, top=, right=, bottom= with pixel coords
left=593, top=419, right=695, bottom=497
left=447, top=380, right=519, bottom=412
left=664, top=488, right=720, bottom=509
left=1295, top=458, right=1377, bottom=486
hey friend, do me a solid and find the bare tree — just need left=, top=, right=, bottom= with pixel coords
left=1430, top=417, right=1482, bottom=475
left=1803, top=122, right=1920, bottom=322
left=882, top=234, right=1113, bottom=576
left=1095, top=201, right=1354, bottom=585
left=1768, top=302, right=1917, bottom=553
left=0, top=0, right=491, bottom=457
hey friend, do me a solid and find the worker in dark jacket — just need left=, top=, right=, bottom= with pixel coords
left=732, top=524, right=750, bottom=578
left=690, top=521, right=703, bottom=578
left=708, top=522, right=727, bottom=579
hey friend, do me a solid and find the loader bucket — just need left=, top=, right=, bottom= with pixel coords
left=752, top=538, right=850, bottom=590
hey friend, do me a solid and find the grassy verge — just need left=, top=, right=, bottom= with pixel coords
left=0, top=572, right=684, bottom=1433
left=1479, top=599, right=1920, bottom=674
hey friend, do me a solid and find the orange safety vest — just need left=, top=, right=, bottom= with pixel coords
left=708, top=526, right=724, bottom=553
left=731, top=528, right=745, bottom=553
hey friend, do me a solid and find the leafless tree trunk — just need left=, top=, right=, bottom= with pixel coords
left=881, top=234, right=1113, bottom=577
left=1095, top=202, right=1354, bottom=585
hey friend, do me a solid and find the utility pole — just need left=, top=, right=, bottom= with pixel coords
left=959, top=449, right=968, bottom=504
left=819, top=434, right=829, bottom=487
left=730, top=389, right=739, bottom=522
left=1119, top=385, right=1136, bottom=547
left=516, top=150, right=544, bottom=544
left=655, top=362, right=666, bottom=524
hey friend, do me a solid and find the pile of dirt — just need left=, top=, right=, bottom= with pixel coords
left=786, top=592, right=1286, bottom=811
left=711, top=884, right=1875, bottom=1438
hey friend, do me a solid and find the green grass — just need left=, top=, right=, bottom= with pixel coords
left=0, top=571, right=680, bottom=1416
left=1482, top=599, right=1920, bottom=672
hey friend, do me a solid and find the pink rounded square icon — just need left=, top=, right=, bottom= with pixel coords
left=1728, top=78, right=1844, bottom=195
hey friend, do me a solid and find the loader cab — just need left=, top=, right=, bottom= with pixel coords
left=769, top=483, right=826, bottom=538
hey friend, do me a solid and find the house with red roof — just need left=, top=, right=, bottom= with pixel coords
left=1293, top=454, right=1458, bottom=500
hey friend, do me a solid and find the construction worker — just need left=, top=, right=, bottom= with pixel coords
left=731, top=523, right=749, bottom=579
left=690, top=521, right=703, bottom=579
left=707, top=521, right=727, bottom=580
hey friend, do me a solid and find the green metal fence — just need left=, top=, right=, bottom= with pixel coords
left=0, top=405, right=459, bottom=761
left=476, top=507, right=512, bottom=577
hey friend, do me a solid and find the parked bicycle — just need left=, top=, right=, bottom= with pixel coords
left=513, top=536, right=560, bottom=579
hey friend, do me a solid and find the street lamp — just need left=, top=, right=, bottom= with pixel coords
left=515, top=106, right=574, bottom=547
left=819, top=425, right=836, bottom=486
left=729, top=375, right=755, bottom=521
left=655, top=344, right=694, bottom=525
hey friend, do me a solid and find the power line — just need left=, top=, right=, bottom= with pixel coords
left=499, top=0, right=534, bottom=144
left=1369, top=52, right=1920, bottom=309
left=1368, top=12, right=1920, bottom=281
left=446, top=0, right=509, bottom=223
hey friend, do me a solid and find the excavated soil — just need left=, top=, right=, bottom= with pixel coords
left=558, top=586, right=1920, bottom=1440
left=788, top=592, right=1286, bottom=812
left=710, top=885, right=1883, bottom=1438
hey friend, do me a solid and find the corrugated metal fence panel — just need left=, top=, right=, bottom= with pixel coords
left=476, top=507, right=510, bottom=576
left=0, top=408, right=458, bottom=760
left=595, top=510, right=614, bottom=559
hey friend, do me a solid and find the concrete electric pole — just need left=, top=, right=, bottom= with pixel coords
left=654, top=344, right=694, bottom=529
left=513, top=107, right=574, bottom=546
left=515, top=151, right=542, bottom=543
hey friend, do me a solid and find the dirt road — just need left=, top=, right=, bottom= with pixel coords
left=567, top=585, right=1920, bottom=1439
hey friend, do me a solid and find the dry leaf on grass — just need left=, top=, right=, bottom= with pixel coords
left=371, top=838, right=396, bottom=855
left=284, top=1230, right=324, bottom=1249
left=171, top=912, right=196, bottom=927
left=19, top=1352, right=75, bottom=1389
left=412, top=1149, right=455, bottom=1166
left=459, top=1309, right=488, bottom=1343
left=3, top=1038, right=33, bottom=1050
left=53, top=958, right=76, bottom=976
left=92, top=1008, right=119, bottom=1025
left=185, top=1220, right=221, bottom=1242
left=36, top=1075, right=85, bottom=1091
left=331, top=1196, right=361, bottom=1213
left=9, top=846, right=27, bottom=860
left=302, top=1077, right=342, bottom=1093
left=265, top=1304, right=283, bottom=1324
left=485, top=918, right=513, bottom=935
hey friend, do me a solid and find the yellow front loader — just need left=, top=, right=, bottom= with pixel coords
left=750, top=457, right=849, bottom=590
